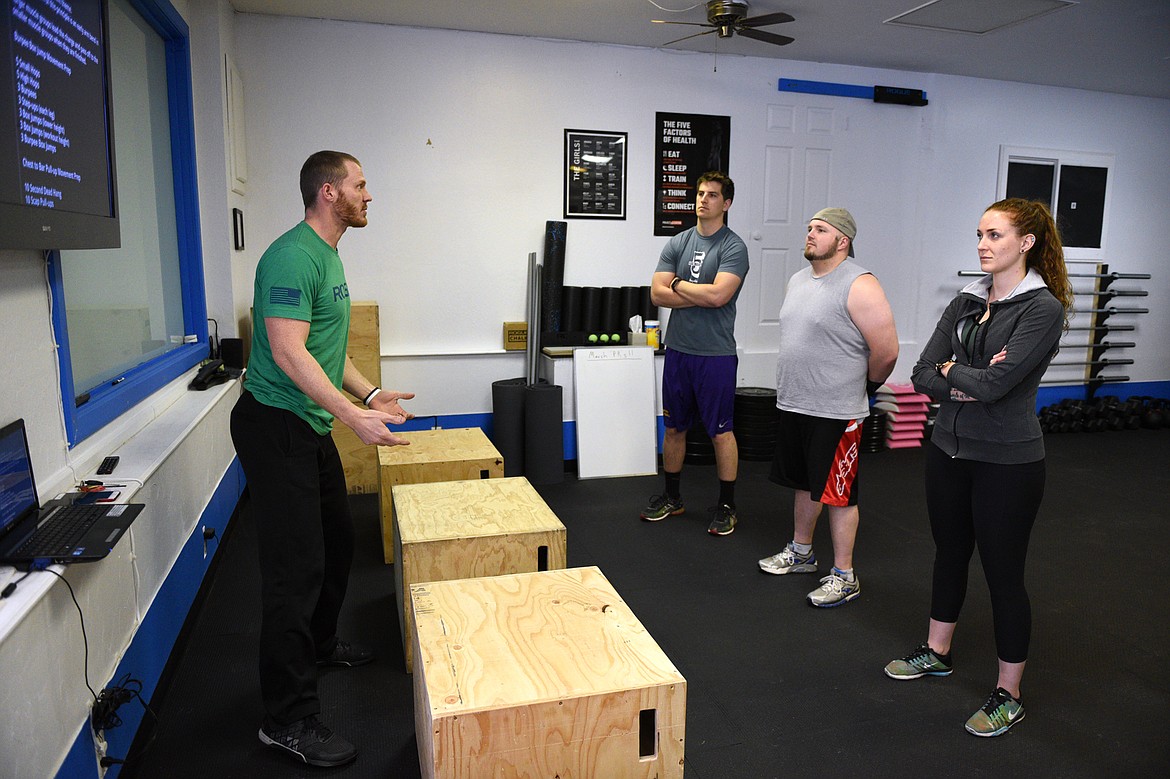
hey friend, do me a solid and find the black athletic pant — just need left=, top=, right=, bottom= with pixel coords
left=924, top=443, right=1046, bottom=664
left=230, top=391, right=355, bottom=725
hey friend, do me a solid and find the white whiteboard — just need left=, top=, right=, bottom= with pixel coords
left=572, top=347, right=658, bottom=479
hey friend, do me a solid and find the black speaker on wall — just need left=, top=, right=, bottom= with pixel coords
left=221, top=337, right=245, bottom=369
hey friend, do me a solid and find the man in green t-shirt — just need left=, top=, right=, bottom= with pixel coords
left=230, top=150, right=413, bottom=768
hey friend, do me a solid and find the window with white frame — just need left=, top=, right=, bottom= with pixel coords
left=998, top=146, right=1113, bottom=260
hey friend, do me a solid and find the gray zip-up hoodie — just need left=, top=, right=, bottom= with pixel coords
left=912, top=269, right=1065, bottom=464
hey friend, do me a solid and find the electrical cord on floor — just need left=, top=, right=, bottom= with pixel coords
left=93, top=672, right=159, bottom=768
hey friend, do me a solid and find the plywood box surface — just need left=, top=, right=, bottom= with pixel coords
left=412, top=566, right=686, bottom=779
left=393, top=477, right=566, bottom=672
left=378, top=428, right=505, bottom=563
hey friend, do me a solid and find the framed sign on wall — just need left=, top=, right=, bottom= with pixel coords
left=654, top=112, right=731, bottom=236
left=564, top=129, right=627, bottom=219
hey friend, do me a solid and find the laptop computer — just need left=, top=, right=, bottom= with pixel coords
left=0, top=418, right=144, bottom=570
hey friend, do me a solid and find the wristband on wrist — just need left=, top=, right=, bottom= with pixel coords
left=670, top=277, right=682, bottom=292
left=362, top=387, right=381, bottom=406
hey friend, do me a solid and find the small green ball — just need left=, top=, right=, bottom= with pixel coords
left=587, top=334, right=598, bottom=343
left=611, top=334, right=621, bottom=342
left=599, top=334, right=610, bottom=343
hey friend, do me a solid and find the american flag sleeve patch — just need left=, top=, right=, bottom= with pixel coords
left=268, top=287, right=303, bottom=307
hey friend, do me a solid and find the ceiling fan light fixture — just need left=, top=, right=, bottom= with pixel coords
left=707, top=2, right=750, bottom=25
left=655, top=1, right=795, bottom=48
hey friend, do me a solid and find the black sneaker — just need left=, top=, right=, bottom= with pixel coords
left=641, top=493, right=685, bottom=521
left=317, top=639, right=374, bottom=667
left=707, top=504, right=737, bottom=536
left=258, top=715, right=357, bottom=767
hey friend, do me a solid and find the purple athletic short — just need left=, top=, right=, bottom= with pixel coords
left=661, top=348, right=738, bottom=437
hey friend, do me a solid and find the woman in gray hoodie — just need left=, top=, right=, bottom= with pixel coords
left=884, top=198, right=1073, bottom=737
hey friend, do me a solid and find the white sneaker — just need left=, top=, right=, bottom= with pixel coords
left=758, top=542, right=818, bottom=575
left=806, top=572, right=860, bottom=608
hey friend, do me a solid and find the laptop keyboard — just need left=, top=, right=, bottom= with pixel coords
left=13, top=505, right=108, bottom=557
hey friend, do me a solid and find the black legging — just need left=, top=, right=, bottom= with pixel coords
left=924, top=443, right=1046, bottom=664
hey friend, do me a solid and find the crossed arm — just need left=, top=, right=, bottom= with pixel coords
left=651, top=270, right=743, bottom=310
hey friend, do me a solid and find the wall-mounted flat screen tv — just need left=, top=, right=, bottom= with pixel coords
left=0, top=0, right=119, bottom=250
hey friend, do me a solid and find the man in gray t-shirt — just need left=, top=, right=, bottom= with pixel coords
left=758, top=208, right=898, bottom=609
left=640, top=172, right=749, bottom=537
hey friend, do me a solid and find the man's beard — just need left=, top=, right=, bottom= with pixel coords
left=336, top=193, right=367, bottom=227
left=804, top=245, right=832, bottom=262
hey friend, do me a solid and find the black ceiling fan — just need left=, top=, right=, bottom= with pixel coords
left=654, top=1, right=795, bottom=47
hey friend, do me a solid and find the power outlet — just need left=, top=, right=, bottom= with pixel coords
left=202, top=525, right=217, bottom=558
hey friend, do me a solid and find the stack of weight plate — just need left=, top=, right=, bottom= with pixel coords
left=734, top=387, right=780, bottom=462
left=860, top=407, right=888, bottom=453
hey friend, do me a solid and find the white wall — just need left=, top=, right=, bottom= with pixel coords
left=232, top=16, right=1170, bottom=415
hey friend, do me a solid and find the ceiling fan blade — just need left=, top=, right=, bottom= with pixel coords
left=652, top=19, right=715, bottom=27
left=736, top=27, right=795, bottom=46
left=740, top=12, right=795, bottom=28
left=663, top=28, right=718, bottom=46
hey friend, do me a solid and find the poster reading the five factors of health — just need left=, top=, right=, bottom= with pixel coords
left=564, top=129, right=628, bottom=219
left=654, top=112, right=731, bottom=236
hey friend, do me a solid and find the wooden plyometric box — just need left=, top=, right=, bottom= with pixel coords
left=336, top=301, right=381, bottom=494
left=377, top=427, right=505, bottom=564
left=412, top=566, right=686, bottom=779
left=393, top=476, right=566, bottom=673
left=343, top=301, right=382, bottom=400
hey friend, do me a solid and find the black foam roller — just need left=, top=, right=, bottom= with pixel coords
left=620, top=286, right=640, bottom=331
left=600, top=287, right=622, bottom=334
left=561, top=286, right=582, bottom=333
left=524, top=383, right=563, bottom=484
left=580, top=287, right=602, bottom=332
left=640, top=285, right=657, bottom=323
left=541, top=221, right=567, bottom=334
left=491, top=377, right=527, bottom=477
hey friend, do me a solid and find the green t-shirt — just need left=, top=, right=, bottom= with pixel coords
left=245, top=221, right=351, bottom=434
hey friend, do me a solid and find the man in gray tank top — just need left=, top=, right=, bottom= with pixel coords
left=758, top=208, right=899, bottom=608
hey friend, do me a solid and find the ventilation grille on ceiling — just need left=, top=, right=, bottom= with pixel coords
left=885, top=0, right=1077, bottom=35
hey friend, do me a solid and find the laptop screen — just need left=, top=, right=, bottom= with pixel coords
left=0, top=420, right=38, bottom=537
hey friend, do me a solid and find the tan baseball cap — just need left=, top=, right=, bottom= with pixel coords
left=810, top=207, right=856, bottom=257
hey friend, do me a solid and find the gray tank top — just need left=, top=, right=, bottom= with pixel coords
left=775, top=260, right=871, bottom=420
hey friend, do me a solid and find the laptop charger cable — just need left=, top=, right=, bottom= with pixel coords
left=1, top=571, right=32, bottom=599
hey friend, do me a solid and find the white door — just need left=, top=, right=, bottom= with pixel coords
left=736, top=93, right=929, bottom=386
